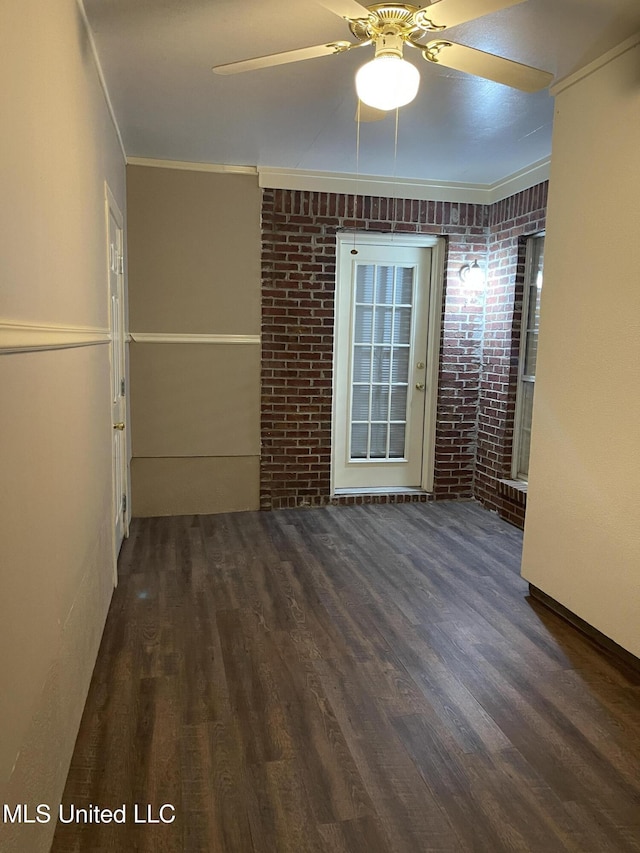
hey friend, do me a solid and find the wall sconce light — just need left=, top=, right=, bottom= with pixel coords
left=459, top=260, right=486, bottom=294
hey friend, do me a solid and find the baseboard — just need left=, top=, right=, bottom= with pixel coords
left=528, top=584, right=640, bottom=673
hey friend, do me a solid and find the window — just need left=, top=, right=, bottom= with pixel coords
left=512, top=234, right=544, bottom=480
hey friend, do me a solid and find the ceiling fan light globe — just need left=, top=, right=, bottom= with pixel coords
left=355, top=55, right=420, bottom=111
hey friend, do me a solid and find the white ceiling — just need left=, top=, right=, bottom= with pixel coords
left=83, top=0, right=640, bottom=185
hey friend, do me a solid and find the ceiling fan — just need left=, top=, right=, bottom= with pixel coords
left=212, top=0, right=553, bottom=119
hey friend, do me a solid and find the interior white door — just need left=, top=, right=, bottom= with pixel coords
left=107, top=196, right=127, bottom=559
left=333, top=239, right=433, bottom=490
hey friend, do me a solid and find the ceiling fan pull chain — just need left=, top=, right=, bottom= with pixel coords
left=392, top=106, right=400, bottom=236
left=352, top=101, right=362, bottom=254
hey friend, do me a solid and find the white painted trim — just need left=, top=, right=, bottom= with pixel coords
left=488, top=158, right=551, bottom=203
left=76, top=0, right=126, bottom=162
left=126, top=157, right=258, bottom=176
left=259, top=166, right=490, bottom=203
left=105, top=183, right=129, bottom=583
left=551, top=32, right=640, bottom=96
left=331, top=233, right=444, bottom=495
left=130, top=332, right=261, bottom=345
left=124, top=154, right=550, bottom=204
left=333, top=487, right=427, bottom=495
left=0, top=322, right=110, bottom=354
left=124, top=157, right=550, bottom=202
left=511, top=232, right=545, bottom=481
left=338, top=232, right=443, bottom=248
left=259, top=161, right=551, bottom=204
left=421, top=238, right=445, bottom=493
left=105, top=183, right=124, bottom=230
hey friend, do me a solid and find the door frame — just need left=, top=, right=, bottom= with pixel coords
left=105, top=182, right=129, bottom=585
left=332, top=232, right=445, bottom=496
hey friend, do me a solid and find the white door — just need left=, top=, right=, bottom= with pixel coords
left=333, top=236, right=442, bottom=491
left=107, top=189, right=127, bottom=562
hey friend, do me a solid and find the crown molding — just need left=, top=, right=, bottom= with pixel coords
left=258, top=166, right=490, bottom=203
left=551, top=32, right=640, bottom=96
left=76, top=0, right=126, bottom=162
left=258, top=160, right=550, bottom=205
left=130, top=332, right=260, bottom=345
left=126, top=157, right=258, bottom=175
left=488, top=158, right=551, bottom=203
left=0, top=322, right=110, bottom=355
left=123, top=157, right=550, bottom=203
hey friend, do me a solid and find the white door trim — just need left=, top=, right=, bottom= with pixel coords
left=105, top=183, right=128, bottom=585
left=332, top=232, right=444, bottom=495
left=421, top=239, right=445, bottom=492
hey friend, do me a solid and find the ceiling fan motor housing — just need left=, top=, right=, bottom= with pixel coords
left=348, top=4, right=442, bottom=45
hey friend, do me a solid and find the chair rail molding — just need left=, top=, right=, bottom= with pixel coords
left=0, top=322, right=111, bottom=355
left=129, top=332, right=260, bottom=345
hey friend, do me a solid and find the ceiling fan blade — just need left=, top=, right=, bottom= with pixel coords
left=424, top=40, right=553, bottom=92
left=313, top=0, right=371, bottom=20
left=213, top=41, right=355, bottom=75
left=355, top=101, right=388, bottom=122
left=415, top=0, right=526, bottom=30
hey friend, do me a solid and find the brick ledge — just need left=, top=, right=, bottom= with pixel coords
left=498, top=478, right=528, bottom=505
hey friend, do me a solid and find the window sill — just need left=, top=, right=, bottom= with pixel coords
left=498, top=478, right=528, bottom=505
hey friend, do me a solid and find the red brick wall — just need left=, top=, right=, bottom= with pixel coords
left=474, top=182, right=548, bottom=527
left=260, top=184, right=548, bottom=519
left=261, top=189, right=488, bottom=510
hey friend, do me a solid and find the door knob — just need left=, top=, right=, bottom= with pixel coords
left=415, top=383, right=425, bottom=391
left=113, top=422, right=125, bottom=430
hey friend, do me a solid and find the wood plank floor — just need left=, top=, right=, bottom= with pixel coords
left=52, top=501, right=640, bottom=852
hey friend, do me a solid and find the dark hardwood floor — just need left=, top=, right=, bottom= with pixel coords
left=51, top=501, right=640, bottom=852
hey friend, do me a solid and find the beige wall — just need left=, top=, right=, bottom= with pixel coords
left=127, top=166, right=261, bottom=515
left=0, top=1, right=126, bottom=850
left=521, top=37, right=640, bottom=657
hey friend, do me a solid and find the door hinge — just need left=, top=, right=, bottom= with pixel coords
left=117, top=253, right=124, bottom=275
left=122, top=494, right=127, bottom=514
left=120, top=378, right=126, bottom=397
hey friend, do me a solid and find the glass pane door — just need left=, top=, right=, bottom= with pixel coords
left=350, top=264, right=414, bottom=461
left=333, top=239, right=436, bottom=491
